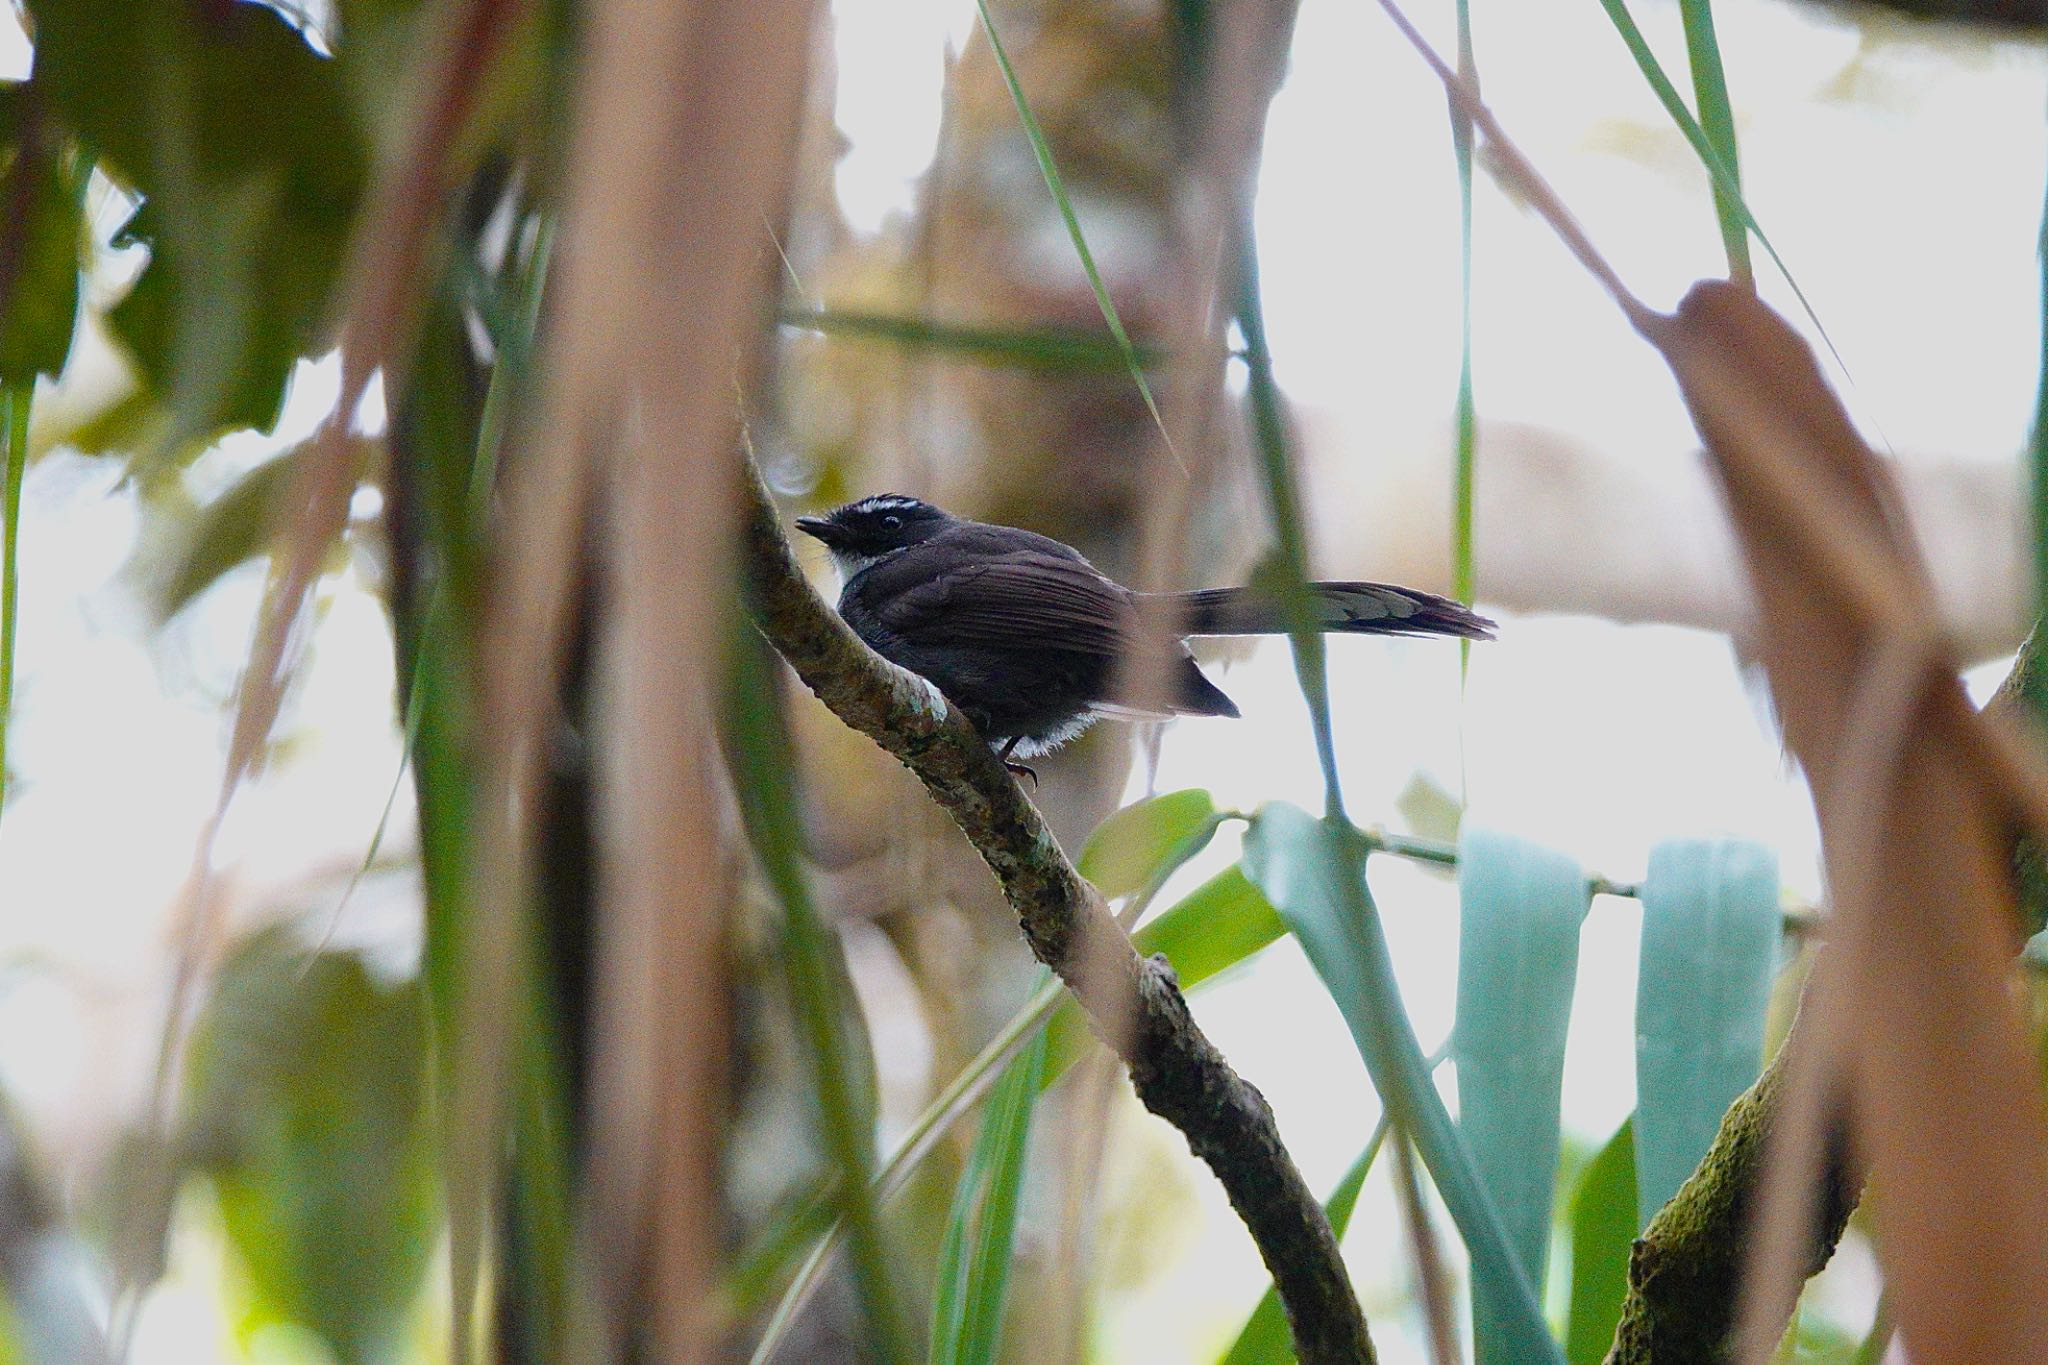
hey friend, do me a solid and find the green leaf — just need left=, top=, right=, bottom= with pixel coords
left=929, top=1028, right=1046, bottom=1365
left=1634, top=838, right=1778, bottom=1226
left=1591, top=0, right=1839, bottom=364
left=1449, top=0, right=1478, bottom=631
left=1078, top=789, right=1219, bottom=899
left=1453, top=828, right=1588, bottom=1361
left=1564, top=1118, right=1636, bottom=1365
left=1242, top=802, right=1563, bottom=1364
left=152, top=448, right=301, bottom=620
left=0, top=144, right=85, bottom=383
left=969, top=0, right=1173, bottom=457
left=30, top=0, right=366, bottom=438
left=1218, top=1118, right=1392, bottom=1365
left=1675, top=0, right=1750, bottom=283
left=0, top=386, right=25, bottom=815
left=781, top=309, right=1161, bottom=373
left=1043, top=865, right=1285, bottom=1086
left=182, top=931, right=436, bottom=1361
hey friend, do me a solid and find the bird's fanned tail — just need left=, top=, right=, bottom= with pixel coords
left=1165, top=582, right=1495, bottom=640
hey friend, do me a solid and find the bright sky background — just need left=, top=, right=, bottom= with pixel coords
left=2, top=1, right=2045, bottom=1360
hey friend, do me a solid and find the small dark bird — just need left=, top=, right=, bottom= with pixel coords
left=796, top=494, right=1493, bottom=773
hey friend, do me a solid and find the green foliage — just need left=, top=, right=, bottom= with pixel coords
left=0, top=387, right=25, bottom=814
left=154, top=449, right=304, bottom=620
left=1453, top=829, right=1589, bottom=1361
left=1078, top=788, right=1219, bottom=899
left=28, top=0, right=367, bottom=438
left=783, top=309, right=1160, bottom=374
left=1564, top=1119, right=1637, bottom=1365
left=1243, top=802, right=1563, bottom=1364
left=0, top=142, right=85, bottom=384
left=181, top=930, right=436, bottom=1361
left=928, top=1029, right=1047, bottom=1365
left=1633, top=839, right=1778, bottom=1226
left=1675, top=0, right=1751, bottom=283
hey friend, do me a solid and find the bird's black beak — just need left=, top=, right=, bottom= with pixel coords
left=794, top=516, right=839, bottom=545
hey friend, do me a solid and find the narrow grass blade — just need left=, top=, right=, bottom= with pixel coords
left=1675, top=0, right=1751, bottom=284
left=970, top=0, right=1175, bottom=458
left=1079, top=789, right=1219, bottom=899
left=1450, top=0, right=1478, bottom=637
left=1593, top=0, right=1838, bottom=360
left=723, top=631, right=911, bottom=1362
left=1563, top=1118, right=1636, bottom=1365
left=1453, top=828, right=1589, bottom=1361
left=0, top=384, right=26, bottom=816
left=1633, top=838, right=1778, bottom=1226
left=1243, top=802, right=1563, bottom=1363
left=1231, top=228, right=1344, bottom=818
left=2031, top=156, right=2048, bottom=622
left=929, top=1027, right=1048, bottom=1365
left=780, top=309, right=1159, bottom=373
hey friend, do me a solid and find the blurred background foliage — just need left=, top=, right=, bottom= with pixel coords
left=0, top=0, right=2043, bottom=1361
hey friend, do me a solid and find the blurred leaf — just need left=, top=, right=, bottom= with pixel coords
left=1453, top=828, right=1588, bottom=1361
left=1078, top=788, right=1217, bottom=899
left=1564, top=1118, right=1636, bottom=1365
left=1044, top=865, right=1284, bottom=1085
left=0, top=144, right=85, bottom=383
left=1219, top=1118, right=1391, bottom=1365
left=969, top=0, right=1172, bottom=451
left=929, top=1028, right=1045, bottom=1365
left=1634, top=838, right=1778, bottom=1226
left=782, top=309, right=1161, bottom=373
left=723, top=629, right=910, bottom=1360
left=29, top=0, right=366, bottom=437
left=183, top=930, right=435, bottom=1362
left=153, top=448, right=301, bottom=620
left=1242, top=802, right=1562, bottom=1364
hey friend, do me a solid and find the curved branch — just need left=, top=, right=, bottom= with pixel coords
left=738, top=460, right=1374, bottom=1364
left=1605, top=1016, right=1862, bottom=1363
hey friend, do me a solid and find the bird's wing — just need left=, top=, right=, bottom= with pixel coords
left=873, top=550, right=1133, bottom=656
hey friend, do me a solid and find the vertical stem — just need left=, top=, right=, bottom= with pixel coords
left=1450, top=0, right=1479, bottom=705
left=1232, top=223, right=1346, bottom=822
left=2031, top=144, right=2048, bottom=625
left=1677, top=0, right=1751, bottom=286
left=0, top=382, right=27, bottom=818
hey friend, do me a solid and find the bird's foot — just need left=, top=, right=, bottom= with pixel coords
left=994, top=736, right=1038, bottom=788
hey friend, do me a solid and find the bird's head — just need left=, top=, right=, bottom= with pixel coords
left=795, top=494, right=954, bottom=575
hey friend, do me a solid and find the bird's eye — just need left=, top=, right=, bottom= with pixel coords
left=882, top=514, right=903, bottom=530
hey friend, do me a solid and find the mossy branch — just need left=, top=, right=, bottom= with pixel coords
left=737, top=458, right=1374, bottom=1365
left=1605, top=1022, right=1861, bottom=1363
left=1608, top=623, right=2048, bottom=1361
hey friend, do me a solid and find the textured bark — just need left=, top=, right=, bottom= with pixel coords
left=739, top=460, right=1375, bottom=1364
left=1605, top=1023, right=1862, bottom=1364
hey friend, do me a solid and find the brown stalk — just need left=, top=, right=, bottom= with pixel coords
left=452, top=0, right=824, bottom=1360
left=738, top=458, right=1375, bottom=1363
left=1648, top=282, right=2048, bottom=1363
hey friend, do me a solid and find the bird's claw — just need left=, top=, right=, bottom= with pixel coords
left=1004, top=760, right=1039, bottom=787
